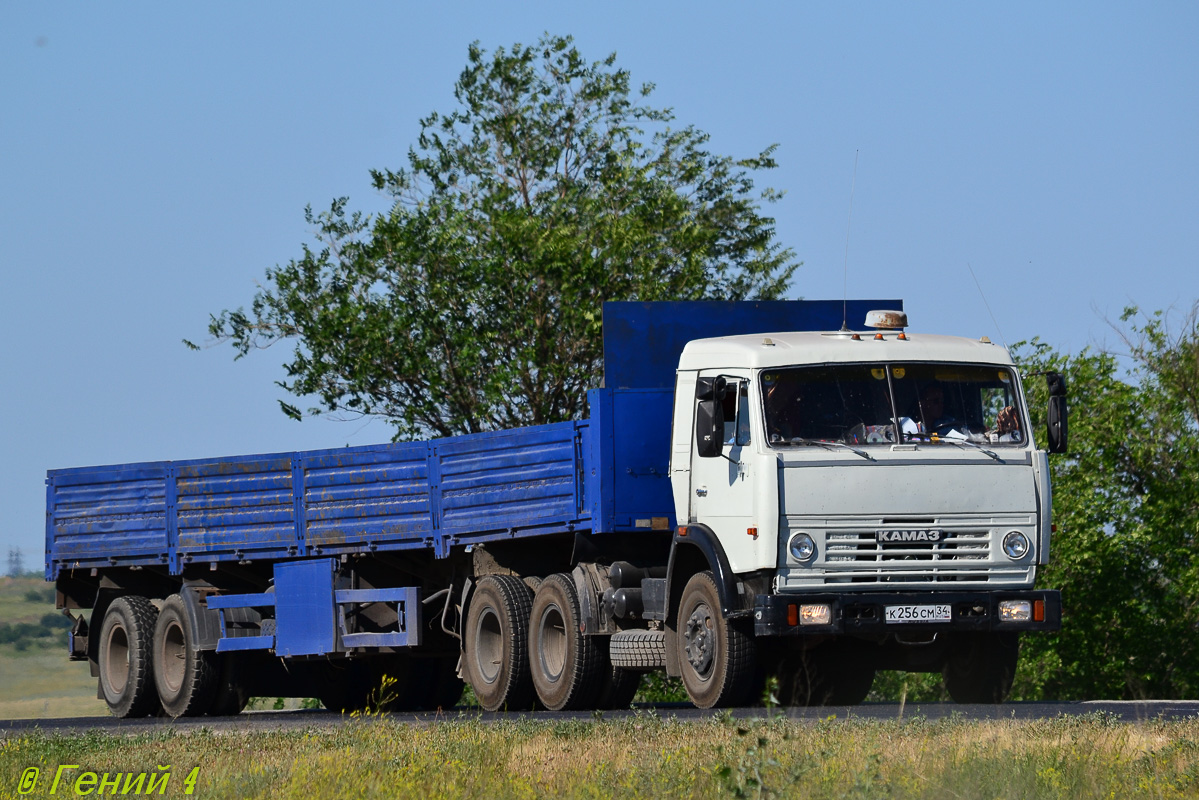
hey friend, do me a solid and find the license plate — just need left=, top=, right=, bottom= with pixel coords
left=885, top=604, right=952, bottom=623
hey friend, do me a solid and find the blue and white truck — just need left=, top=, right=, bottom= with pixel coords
left=45, top=301, right=1063, bottom=716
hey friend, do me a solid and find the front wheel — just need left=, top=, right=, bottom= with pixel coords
left=774, top=641, right=875, bottom=706
left=943, top=632, right=1019, bottom=703
left=675, top=572, right=756, bottom=708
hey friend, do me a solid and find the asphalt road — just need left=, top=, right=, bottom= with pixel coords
left=3, top=701, right=1198, bottom=737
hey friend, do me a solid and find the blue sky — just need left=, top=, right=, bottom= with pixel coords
left=2, top=3, right=1196, bottom=568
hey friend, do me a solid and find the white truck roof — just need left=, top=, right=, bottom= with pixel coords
left=677, top=330, right=1015, bottom=371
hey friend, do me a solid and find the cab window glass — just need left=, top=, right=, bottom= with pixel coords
left=720, top=380, right=751, bottom=446
left=764, top=363, right=1025, bottom=448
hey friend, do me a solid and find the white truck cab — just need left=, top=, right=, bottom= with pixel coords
left=666, top=312, right=1063, bottom=705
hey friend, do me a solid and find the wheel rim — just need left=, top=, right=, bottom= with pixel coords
left=537, top=603, right=567, bottom=683
left=103, top=623, right=131, bottom=694
left=683, top=601, right=716, bottom=678
left=473, top=606, right=503, bottom=684
left=158, top=618, right=187, bottom=695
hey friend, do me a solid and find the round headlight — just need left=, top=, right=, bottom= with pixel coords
left=1003, top=531, right=1030, bottom=559
left=789, top=533, right=816, bottom=562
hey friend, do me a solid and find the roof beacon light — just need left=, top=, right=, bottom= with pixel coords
left=865, top=310, right=908, bottom=330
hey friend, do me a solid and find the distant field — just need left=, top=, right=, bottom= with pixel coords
left=3, top=713, right=1198, bottom=799
left=0, top=575, right=108, bottom=720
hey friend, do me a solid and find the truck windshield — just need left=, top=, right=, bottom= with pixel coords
left=761, top=363, right=1026, bottom=448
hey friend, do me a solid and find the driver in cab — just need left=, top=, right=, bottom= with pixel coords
left=917, top=384, right=955, bottom=435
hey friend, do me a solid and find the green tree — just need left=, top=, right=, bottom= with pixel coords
left=1012, top=302, right=1199, bottom=700
left=869, top=302, right=1199, bottom=703
left=197, top=35, right=797, bottom=438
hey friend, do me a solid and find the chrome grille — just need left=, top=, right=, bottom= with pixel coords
left=824, top=530, right=990, bottom=583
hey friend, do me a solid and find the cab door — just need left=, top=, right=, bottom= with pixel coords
left=689, top=372, right=759, bottom=571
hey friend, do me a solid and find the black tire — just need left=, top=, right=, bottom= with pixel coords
left=463, top=575, right=537, bottom=711
left=944, top=632, right=1019, bottom=703
left=774, top=641, right=875, bottom=706
left=208, top=654, right=249, bottom=716
left=316, top=660, right=373, bottom=712
left=595, top=661, right=641, bottom=710
left=383, top=655, right=466, bottom=712
left=152, top=594, right=219, bottom=718
left=98, top=596, right=160, bottom=718
left=529, top=573, right=603, bottom=711
left=675, top=571, right=756, bottom=708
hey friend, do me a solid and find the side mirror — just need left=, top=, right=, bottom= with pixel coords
left=695, top=377, right=727, bottom=459
left=1045, top=372, right=1068, bottom=454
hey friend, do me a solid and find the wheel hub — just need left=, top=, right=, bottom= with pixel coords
left=683, top=603, right=715, bottom=676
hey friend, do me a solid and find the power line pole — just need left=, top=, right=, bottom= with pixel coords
left=6, top=547, right=23, bottom=577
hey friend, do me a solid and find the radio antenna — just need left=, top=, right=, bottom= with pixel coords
left=967, top=262, right=1009, bottom=349
left=841, top=150, right=859, bottom=331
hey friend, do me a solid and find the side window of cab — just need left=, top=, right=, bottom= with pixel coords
left=721, top=380, right=752, bottom=446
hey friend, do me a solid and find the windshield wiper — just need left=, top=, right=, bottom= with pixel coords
left=790, top=438, right=875, bottom=461
left=936, top=438, right=1003, bottom=462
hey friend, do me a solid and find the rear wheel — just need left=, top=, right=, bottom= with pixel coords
left=463, top=575, right=536, bottom=711
left=153, top=594, right=218, bottom=718
left=529, top=574, right=603, bottom=710
left=208, top=654, right=249, bottom=716
left=98, top=596, right=160, bottom=718
left=595, top=661, right=641, bottom=709
left=675, top=572, right=756, bottom=708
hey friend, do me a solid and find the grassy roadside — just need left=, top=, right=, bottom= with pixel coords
left=0, top=576, right=107, bottom=720
left=2, top=713, right=1198, bottom=799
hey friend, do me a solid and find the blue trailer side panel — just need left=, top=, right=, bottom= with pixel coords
left=47, top=464, right=170, bottom=571
left=175, top=455, right=297, bottom=563
left=47, top=422, right=593, bottom=576
left=303, top=443, right=432, bottom=555
left=436, top=421, right=587, bottom=551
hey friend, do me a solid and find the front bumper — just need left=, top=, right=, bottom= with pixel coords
left=753, top=589, right=1061, bottom=637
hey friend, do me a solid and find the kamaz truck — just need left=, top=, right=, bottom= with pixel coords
left=45, top=300, right=1063, bottom=716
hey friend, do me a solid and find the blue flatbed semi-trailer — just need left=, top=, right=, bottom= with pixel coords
left=46, top=298, right=1061, bottom=717
left=46, top=390, right=673, bottom=576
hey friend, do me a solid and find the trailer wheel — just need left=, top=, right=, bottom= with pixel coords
left=152, top=594, right=218, bottom=718
left=528, top=574, right=603, bottom=711
left=98, top=596, right=160, bottom=718
left=317, top=660, right=373, bottom=712
left=463, top=575, right=536, bottom=711
left=675, top=571, right=756, bottom=708
left=944, top=632, right=1019, bottom=703
left=380, top=655, right=465, bottom=712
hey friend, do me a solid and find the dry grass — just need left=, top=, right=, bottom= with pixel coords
left=2, top=713, right=1198, bottom=799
